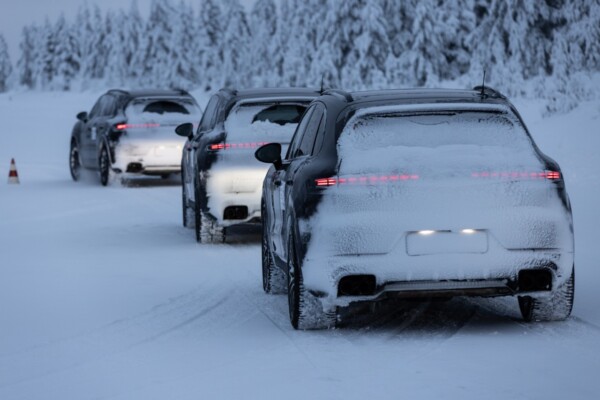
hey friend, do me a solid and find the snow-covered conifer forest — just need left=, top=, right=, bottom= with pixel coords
left=1, top=0, right=599, bottom=113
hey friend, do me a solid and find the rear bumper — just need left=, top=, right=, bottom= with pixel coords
left=112, top=142, right=183, bottom=175
left=302, top=234, right=574, bottom=310
left=204, top=166, right=268, bottom=227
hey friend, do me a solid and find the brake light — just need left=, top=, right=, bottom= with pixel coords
left=208, top=142, right=269, bottom=151
left=315, top=174, right=420, bottom=187
left=471, top=170, right=561, bottom=180
left=115, top=123, right=160, bottom=130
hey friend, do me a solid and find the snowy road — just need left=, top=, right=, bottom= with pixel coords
left=1, top=92, right=599, bottom=399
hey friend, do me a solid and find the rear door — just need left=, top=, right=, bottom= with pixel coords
left=80, top=96, right=108, bottom=167
left=184, top=95, right=220, bottom=204
left=270, top=106, right=315, bottom=259
left=275, top=105, right=327, bottom=259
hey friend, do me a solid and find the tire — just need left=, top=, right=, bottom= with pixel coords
left=99, top=146, right=114, bottom=186
left=200, top=212, right=225, bottom=244
left=287, top=231, right=336, bottom=330
left=193, top=179, right=225, bottom=244
left=182, top=170, right=195, bottom=229
left=262, top=202, right=286, bottom=294
left=518, top=267, right=575, bottom=322
left=194, top=183, right=203, bottom=242
left=69, top=140, right=81, bottom=181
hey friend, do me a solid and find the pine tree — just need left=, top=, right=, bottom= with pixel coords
left=0, top=33, right=12, bottom=92
left=197, top=0, right=223, bottom=91
left=221, top=0, right=251, bottom=88
left=469, top=0, right=515, bottom=89
left=75, top=3, right=96, bottom=87
left=282, top=0, right=313, bottom=87
left=307, top=0, right=341, bottom=88
left=16, top=25, right=36, bottom=88
left=124, top=0, right=143, bottom=86
left=271, top=0, right=292, bottom=85
left=437, top=0, right=476, bottom=80
left=168, top=0, right=198, bottom=89
left=249, top=0, right=277, bottom=87
left=53, top=14, right=80, bottom=90
left=140, top=0, right=179, bottom=87
left=105, top=10, right=128, bottom=86
left=382, top=0, right=413, bottom=58
left=340, top=0, right=389, bottom=89
left=563, top=0, right=600, bottom=72
left=402, top=0, right=445, bottom=86
left=37, top=19, right=58, bottom=89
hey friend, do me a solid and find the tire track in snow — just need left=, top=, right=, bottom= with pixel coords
left=0, top=278, right=234, bottom=389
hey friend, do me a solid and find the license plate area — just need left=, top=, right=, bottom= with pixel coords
left=406, top=230, right=488, bottom=256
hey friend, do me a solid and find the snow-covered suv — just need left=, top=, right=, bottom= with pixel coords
left=175, top=88, right=319, bottom=243
left=256, top=87, right=575, bottom=330
left=69, top=89, right=202, bottom=185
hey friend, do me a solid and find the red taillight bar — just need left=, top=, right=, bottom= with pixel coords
left=208, top=142, right=269, bottom=151
left=471, top=170, right=561, bottom=180
left=115, top=123, right=160, bottom=130
left=315, top=174, right=420, bottom=187
left=315, top=170, right=560, bottom=188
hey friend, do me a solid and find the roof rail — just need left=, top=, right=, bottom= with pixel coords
left=218, top=88, right=238, bottom=96
left=108, top=88, right=129, bottom=95
left=172, top=87, right=191, bottom=95
left=322, top=89, right=353, bottom=102
left=472, top=85, right=505, bottom=99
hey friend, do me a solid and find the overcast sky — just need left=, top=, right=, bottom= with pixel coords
left=0, top=0, right=256, bottom=62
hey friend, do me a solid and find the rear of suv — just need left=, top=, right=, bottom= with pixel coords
left=175, top=88, right=319, bottom=243
left=256, top=87, right=575, bottom=330
left=69, top=89, right=202, bottom=185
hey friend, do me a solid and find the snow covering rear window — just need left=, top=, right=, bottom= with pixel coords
left=338, top=110, right=542, bottom=175
left=224, top=103, right=307, bottom=143
left=343, top=111, right=531, bottom=150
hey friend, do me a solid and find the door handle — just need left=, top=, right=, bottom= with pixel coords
left=286, top=180, right=293, bottom=185
left=274, top=180, right=282, bottom=187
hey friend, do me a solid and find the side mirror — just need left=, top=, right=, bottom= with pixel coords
left=175, top=122, right=194, bottom=139
left=76, top=111, right=88, bottom=122
left=255, top=143, right=283, bottom=170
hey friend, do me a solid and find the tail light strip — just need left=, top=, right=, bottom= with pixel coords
left=316, top=174, right=420, bottom=187
left=115, top=123, right=160, bottom=130
left=471, top=171, right=561, bottom=180
left=209, top=142, right=269, bottom=151
left=316, top=170, right=561, bottom=187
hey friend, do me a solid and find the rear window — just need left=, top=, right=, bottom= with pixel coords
left=142, top=100, right=190, bottom=115
left=342, top=111, right=532, bottom=150
left=125, top=98, right=202, bottom=124
left=338, top=110, right=542, bottom=176
left=224, top=103, right=307, bottom=144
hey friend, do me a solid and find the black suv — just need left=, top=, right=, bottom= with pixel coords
left=256, top=87, right=574, bottom=329
left=175, top=88, right=319, bottom=243
left=69, top=89, right=201, bottom=185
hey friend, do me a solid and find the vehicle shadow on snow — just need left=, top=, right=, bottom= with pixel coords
left=335, top=296, right=526, bottom=336
left=120, top=175, right=181, bottom=188
left=224, top=225, right=261, bottom=244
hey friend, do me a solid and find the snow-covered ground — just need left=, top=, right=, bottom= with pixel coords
left=0, top=91, right=599, bottom=399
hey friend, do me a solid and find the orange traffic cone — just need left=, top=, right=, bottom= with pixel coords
left=8, top=158, right=19, bottom=184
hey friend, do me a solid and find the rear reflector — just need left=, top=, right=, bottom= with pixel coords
left=208, top=142, right=269, bottom=151
left=115, top=123, right=160, bottom=130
